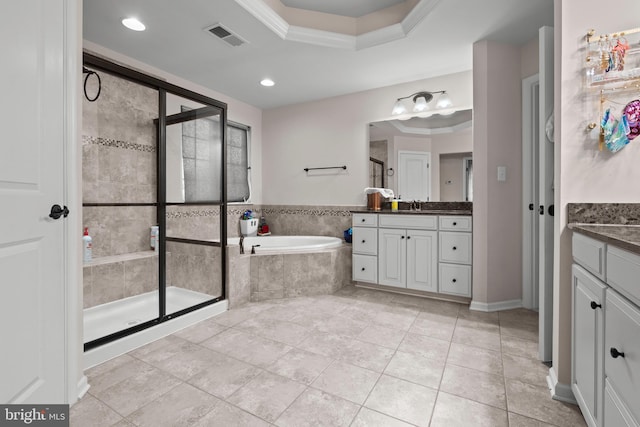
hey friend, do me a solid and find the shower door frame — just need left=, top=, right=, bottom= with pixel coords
left=82, top=53, right=228, bottom=351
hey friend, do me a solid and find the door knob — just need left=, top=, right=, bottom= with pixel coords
left=548, top=205, right=555, bottom=216
left=610, top=347, right=625, bottom=359
left=49, top=204, right=69, bottom=220
left=590, top=301, right=602, bottom=310
left=539, top=205, right=544, bottom=215
left=528, top=203, right=534, bottom=211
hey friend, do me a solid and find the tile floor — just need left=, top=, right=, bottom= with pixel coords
left=71, top=286, right=587, bottom=427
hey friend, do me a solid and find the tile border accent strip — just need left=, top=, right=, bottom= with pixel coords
left=261, top=207, right=353, bottom=217
left=83, top=135, right=156, bottom=153
left=165, top=205, right=359, bottom=219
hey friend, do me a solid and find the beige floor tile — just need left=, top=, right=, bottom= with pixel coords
left=397, top=333, right=451, bottom=363
left=452, top=324, right=501, bottom=350
left=86, top=355, right=155, bottom=394
left=409, top=316, right=456, bottom=341
left=500, top=323, right=539, bottom=341
left=296, top=331, right=351, bottom=359
left=202, top=328, right=292, bottom=367
left=447, top=342, right=503, bottom=375
left=372, top=306, right=419, bottom=331
left=420, top=298, right=462, bottom=316
left=227, top=371, right=306, bottom=422
left=350, top=407, right=414, bottom=427
left=501, top=334, right=539, bottom=359
left=357, top=324, right=407, bottom=349
left=188, top=354, right=262, bottom=399
left=364, top=374, right=437, bottom=427
left=136, top=340, right=226, bottom=380
left=384, top=350, right=444, bottom=389
left=70, top=394, right=123, bottom=427
left=127, top=383, right=220, bottom=427
left=275, top=388, right=360, bottom=427
left=440, top=364, right=506, bottom=409
left=191, top=401, right=270, bottom=427
left=314, top=314, right=369, bottom=337
left=235, top=317, right=314, bottom=346
left=430, top=391, right=508, bottom=427
left=416, top=310, right=459, bottom=325
left=266, top=348, right=332, bottom=385
left=503, top=353, right=550, bottom=387
left=508, top=412, right=559, bottom=427
left=172, top=317, right=227, bottom=343
left=455, top=317, right=501, bottom=334
left=308, top=295, right=351, bottom=315
left=506, top=379, right=587, bottom=427
left=288, top=310, right=336, bottom=329
left=311, top=360, right=380, bottom=404
left=91, top=367, right=182, bottom=417
left=499, top=308, right=538, bottom=326
left=339, top=305, right=379, bottom=324
left=457, top=306, right=500, bottom=323
left=339, top=339, right=395, bottom=372
left=109, top=420, right=135, bottom=427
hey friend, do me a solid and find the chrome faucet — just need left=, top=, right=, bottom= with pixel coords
left=239, top=235, right=244, bottom=254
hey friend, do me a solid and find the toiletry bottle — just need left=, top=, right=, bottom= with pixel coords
left=391, top=198, right=398, bottom=212
left=150, top=226, right=159, bottom=251
left=83, top=227, right=92, bottom=263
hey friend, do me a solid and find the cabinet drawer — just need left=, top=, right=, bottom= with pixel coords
left=439, top=263, right=471, bottom=297
left=573, top=233, right=606, bottom=281
left=604, top=379, right=640, bottom=427
left=607, top=246, right=640, bottom=307
left=378, top=214, right=437, bottom=230
left=439, top=232, right=472, bottom=264
left=352, top=227, right=377, bottom=255
left=605, top=289, right=640, bottom=423
left=439, top=216, right=472, bottom=232
left=352, top=254, right=377, bottom=283
left=353, top=214, right=378, bottom=227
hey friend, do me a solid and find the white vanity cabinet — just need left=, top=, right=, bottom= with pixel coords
left=572, top=232, right=640, bottom=427
left=438, top=216, right=472, bottom=297
left=352, top=214, right=378, bottom=283
left=351, top=212, right=472, bottom=297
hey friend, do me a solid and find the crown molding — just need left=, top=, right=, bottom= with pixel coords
left=233, top=0, right=442, bottom=50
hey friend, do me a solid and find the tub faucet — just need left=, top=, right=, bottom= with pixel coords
left=239, top=235, right=244, bottom=254
left=251, top=244, right=261, bottom=255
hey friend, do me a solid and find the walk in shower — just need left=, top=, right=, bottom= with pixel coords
left=82, top=54, right=227, bottom=350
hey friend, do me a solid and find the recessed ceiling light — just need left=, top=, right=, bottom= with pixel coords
left=260, top=78, right=275, bottom=87
left=122, top=18, right=146, bottom=31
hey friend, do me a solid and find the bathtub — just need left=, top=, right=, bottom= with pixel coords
left=227, top=235, right=350, bottom=302
left=229, top=235, right=343, bottom=254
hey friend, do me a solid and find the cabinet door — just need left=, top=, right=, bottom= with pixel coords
left=571, top=264, right=606, bottom=427
left=378, top=228, right=406, bottom=287
left=406, top=230, right=437, bottom=292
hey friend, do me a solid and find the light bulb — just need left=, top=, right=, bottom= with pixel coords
left=122, top=18, right=146, bottom=31
left=413, top=96, right=429, bottom=112
left=436, top=92, right=452, bottom=109
left=392, top=100, right=407, bottom=115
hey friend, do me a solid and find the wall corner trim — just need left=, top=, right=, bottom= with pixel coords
left=76, top=376, right=90, bottom=402
left=469, top=299, right=522, bottom=312
left=547, top=366, right=577, bottom=405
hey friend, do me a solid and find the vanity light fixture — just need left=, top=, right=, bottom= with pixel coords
left=260, top=78, right=275, bottom=87
left=391, top=91, right=452, bottom=115
left=122, top=17, right=146, bottom=31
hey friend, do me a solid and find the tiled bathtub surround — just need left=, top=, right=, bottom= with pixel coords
left=567, top=203, right=640, bottom=225
left=249, top=245, right=352, bottom=302
left=260, top=205, right=360, bottom=238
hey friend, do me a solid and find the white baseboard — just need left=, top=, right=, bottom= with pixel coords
left=547, top=366, right=577, bottom=405
left=469, top=299, right=522, bottom=312
left=77, top=375, right=90, bottom=400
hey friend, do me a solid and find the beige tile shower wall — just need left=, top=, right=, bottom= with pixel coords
left=166, top=242, right=222, bottom=298
left=260, top=205, right=360, bottom=238
left=83, top=206, right=156, bottom=258
left=166, top=204, right=260, bottom=241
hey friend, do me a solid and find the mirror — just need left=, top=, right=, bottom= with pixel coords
left=369, top=109, right=472, bottom=202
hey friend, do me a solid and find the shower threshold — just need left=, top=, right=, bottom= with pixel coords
left=83, top=286, right=214, bottom=344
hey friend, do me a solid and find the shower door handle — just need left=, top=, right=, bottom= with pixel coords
left=49, top=204, right=69, bottom=220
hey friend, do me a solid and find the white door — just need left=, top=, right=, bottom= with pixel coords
left=406, top=230, right=437, bottom=292
left=538, top=26, right=554, bottom=362
left=0, top=0, right=68, bottom=403
left=398, top=151, right=430, bottom=201
left=378, top=228, right=406, bottom=287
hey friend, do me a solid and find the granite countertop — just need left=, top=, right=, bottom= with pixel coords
left=351, top=209, right=472, bottom=216
left=570, top=223, right=640, bottom=255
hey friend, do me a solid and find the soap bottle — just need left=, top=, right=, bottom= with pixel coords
left=391, top=198, right=398, bottom=212
left=150, top=226, right=159, bottom=251
left=83, top=227, right=92, bottom=263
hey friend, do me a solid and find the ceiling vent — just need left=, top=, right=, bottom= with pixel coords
left=204, top=23, right=247, bottom=47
